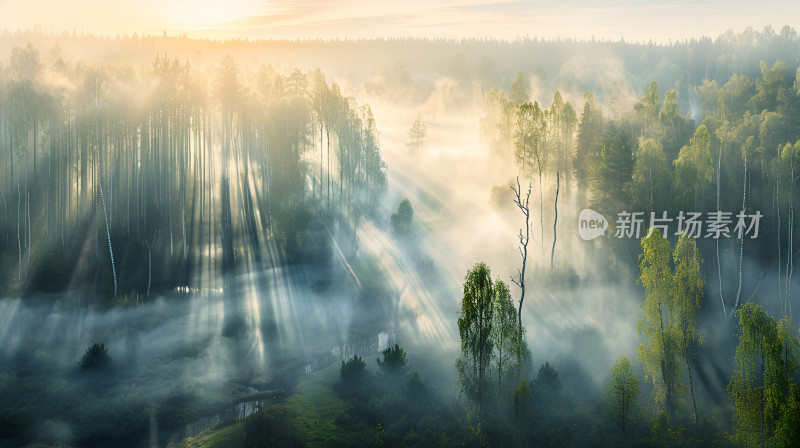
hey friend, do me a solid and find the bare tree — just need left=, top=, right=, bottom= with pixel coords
left=510, top=176, right=531, bottom=371
left=551, top=172, right=559, bottom=271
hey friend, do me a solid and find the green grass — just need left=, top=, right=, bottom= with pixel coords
left=169, top=360, right=377, bottom=448
left=286, top=363, right=359, bottom=446
left=171, top=420, right=244, bottom=448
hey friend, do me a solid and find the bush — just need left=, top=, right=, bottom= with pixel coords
left=340, top=356, right=366, bottom=382
left=243, top=406, right=304, bottom=448
left=377, top=344, right=408, bottom=375
left=78, top=343, right=111, bottom=370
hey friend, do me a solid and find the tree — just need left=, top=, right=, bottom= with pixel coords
left=509, top=70, right=529, bottom=104
left=456, top=262, right=495, bottom=419
left=510, top=177, right=531, bottom=373
left=377, top=344, right=409, bottom=375
left=589, top=124, right=633, bottom=216
left=625, top=138, right=670, bottom=211
left=673, top=124, right=714, bottom=210
left=475, top=54, right=497, bottom=90
left=604, top=355, right=640, bottom=447
left=407, top=114, right=429, bottom=153
left=491, top=279, right=519, bottom=407
left=672, top=234, right=703, bottom=426
left=341, top=355, right=367, bottom=382
left=514, top=101, right=544, bottom=179
left=79, top=343, right=111, bottom=370
left=532, top=361, right=562, bottom=404
left=514, top=101, right=548, bottom=262
left=634, top=80, right=660, bottom=137
left=390, top=198, right=414, bottom=234
left=636, top=229, right=681, bottom=423
left=728, top=302, right=798, bottom=447
left=751, top=60, right=791, bottom=113
left=548, top=91, right=578, bottom=186
left=574, top=91, right=604, bottom=188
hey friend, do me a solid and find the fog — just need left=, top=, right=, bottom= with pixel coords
left=2, top=26, right=800, bottom=447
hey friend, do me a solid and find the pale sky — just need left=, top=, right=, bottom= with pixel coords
left=1, top=0, right=799, bottom=43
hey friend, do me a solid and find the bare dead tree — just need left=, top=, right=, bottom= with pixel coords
left=511, top=176, right=531, bottom=372
left=551, top=171, right=559, bottom=272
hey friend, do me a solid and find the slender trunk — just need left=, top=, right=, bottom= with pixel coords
left=327, top=128, right=331, bottom=215
left=718, top=143, right=726, bottom=318
left=98, top=180, right=117, bottom=297
left=511, top=178, right=531, bottom=374
left=17, top=170, right=21, bottom=288
left=777, top=154, right=783, bottom=315
left=760, top=340, right=765, bottom=448
left=734, top=155, right=747, bottom=316
left=539, top=170, right=544, bottom=263
left=684, top=329, right=698, bottom=427
left=146, top=240, right=152, bottom=299
left=551, top=172, right=559, bottom=271
left=658, top=299, right=673, bottom=423
left=786, top=208, right=793, bottom=318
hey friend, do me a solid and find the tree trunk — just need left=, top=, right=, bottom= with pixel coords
left=551, top=171, right=559, bottom=271
left=684, top=330, right=698, bottom=428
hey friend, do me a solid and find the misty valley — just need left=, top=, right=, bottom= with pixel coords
left=1, top=27, right=800, bottom=448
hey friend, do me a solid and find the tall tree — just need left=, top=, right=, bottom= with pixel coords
left=509, top=70, right=529, bottom=105
left=673, top=124, right=714, bottom=210
left=604, top=355, right=640, bottom=447
left=636, top=229, right=681, bottom=423
left=729, top=303, right=799, bottom=448
left=491, top=279, right=519, bottom=408
left=510, top=177, right=531, bottom=373
left=407, top=114, right=429, bottom=153
left=456, top=262, right=496, bottom=420
left=671, top=234, right=703, bottom=427
left=574, top=91, right=604, bottom=189
left=625, top=138, right=670, bottom=211
left=634, top=80, right=661, bottom=138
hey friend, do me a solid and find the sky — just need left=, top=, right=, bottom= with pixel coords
left=1, top=0, right=799, bottom=43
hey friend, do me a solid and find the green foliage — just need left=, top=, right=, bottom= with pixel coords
left=514, top=101, right=546, bottom=178
left=635, top=80, right=661, bottom=135
left=728, top=303, right=800, bottom=448
left=456, top=262, right=495, bottom=414
left=604, top=355, right=640, bottom=445
left=391, top=199, right=414, bottom=234
left=406, top=372, right=428, bottom=401
left=533, top=362, right=562, bottom=394
left=490, top=279, right=520, bottom=404
left=574, top=91, right=605, bottom=187
left=590, top=123, right=633, bottom=216
left=377, top=344, right=409, bottom=375
left=407, top=114, right=429, bottom=153
left=340, top=356, right=367, bottom=383
left=625, top=138, right=670, bottom=211
left=636, top=230, right=682, bottom=421
left=242, top=406, right=304, bottom=448
left=513, top=378, right=531, bottom=419
left=673, top=124, right=714, bottom=209
left=509, top=70, right=529, bottom=104
left=78, top=343, right=111, bottom=371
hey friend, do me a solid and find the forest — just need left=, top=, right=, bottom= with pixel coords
left=0, top=25, right=800, bottom=447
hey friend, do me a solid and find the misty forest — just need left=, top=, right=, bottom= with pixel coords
left=2, top=26, right=800, bottom=448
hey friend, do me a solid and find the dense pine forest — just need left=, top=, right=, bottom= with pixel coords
left=1, top=26, right=800, bottom=448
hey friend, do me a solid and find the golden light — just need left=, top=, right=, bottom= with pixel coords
left=162, top=0, right=265, bottom=30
